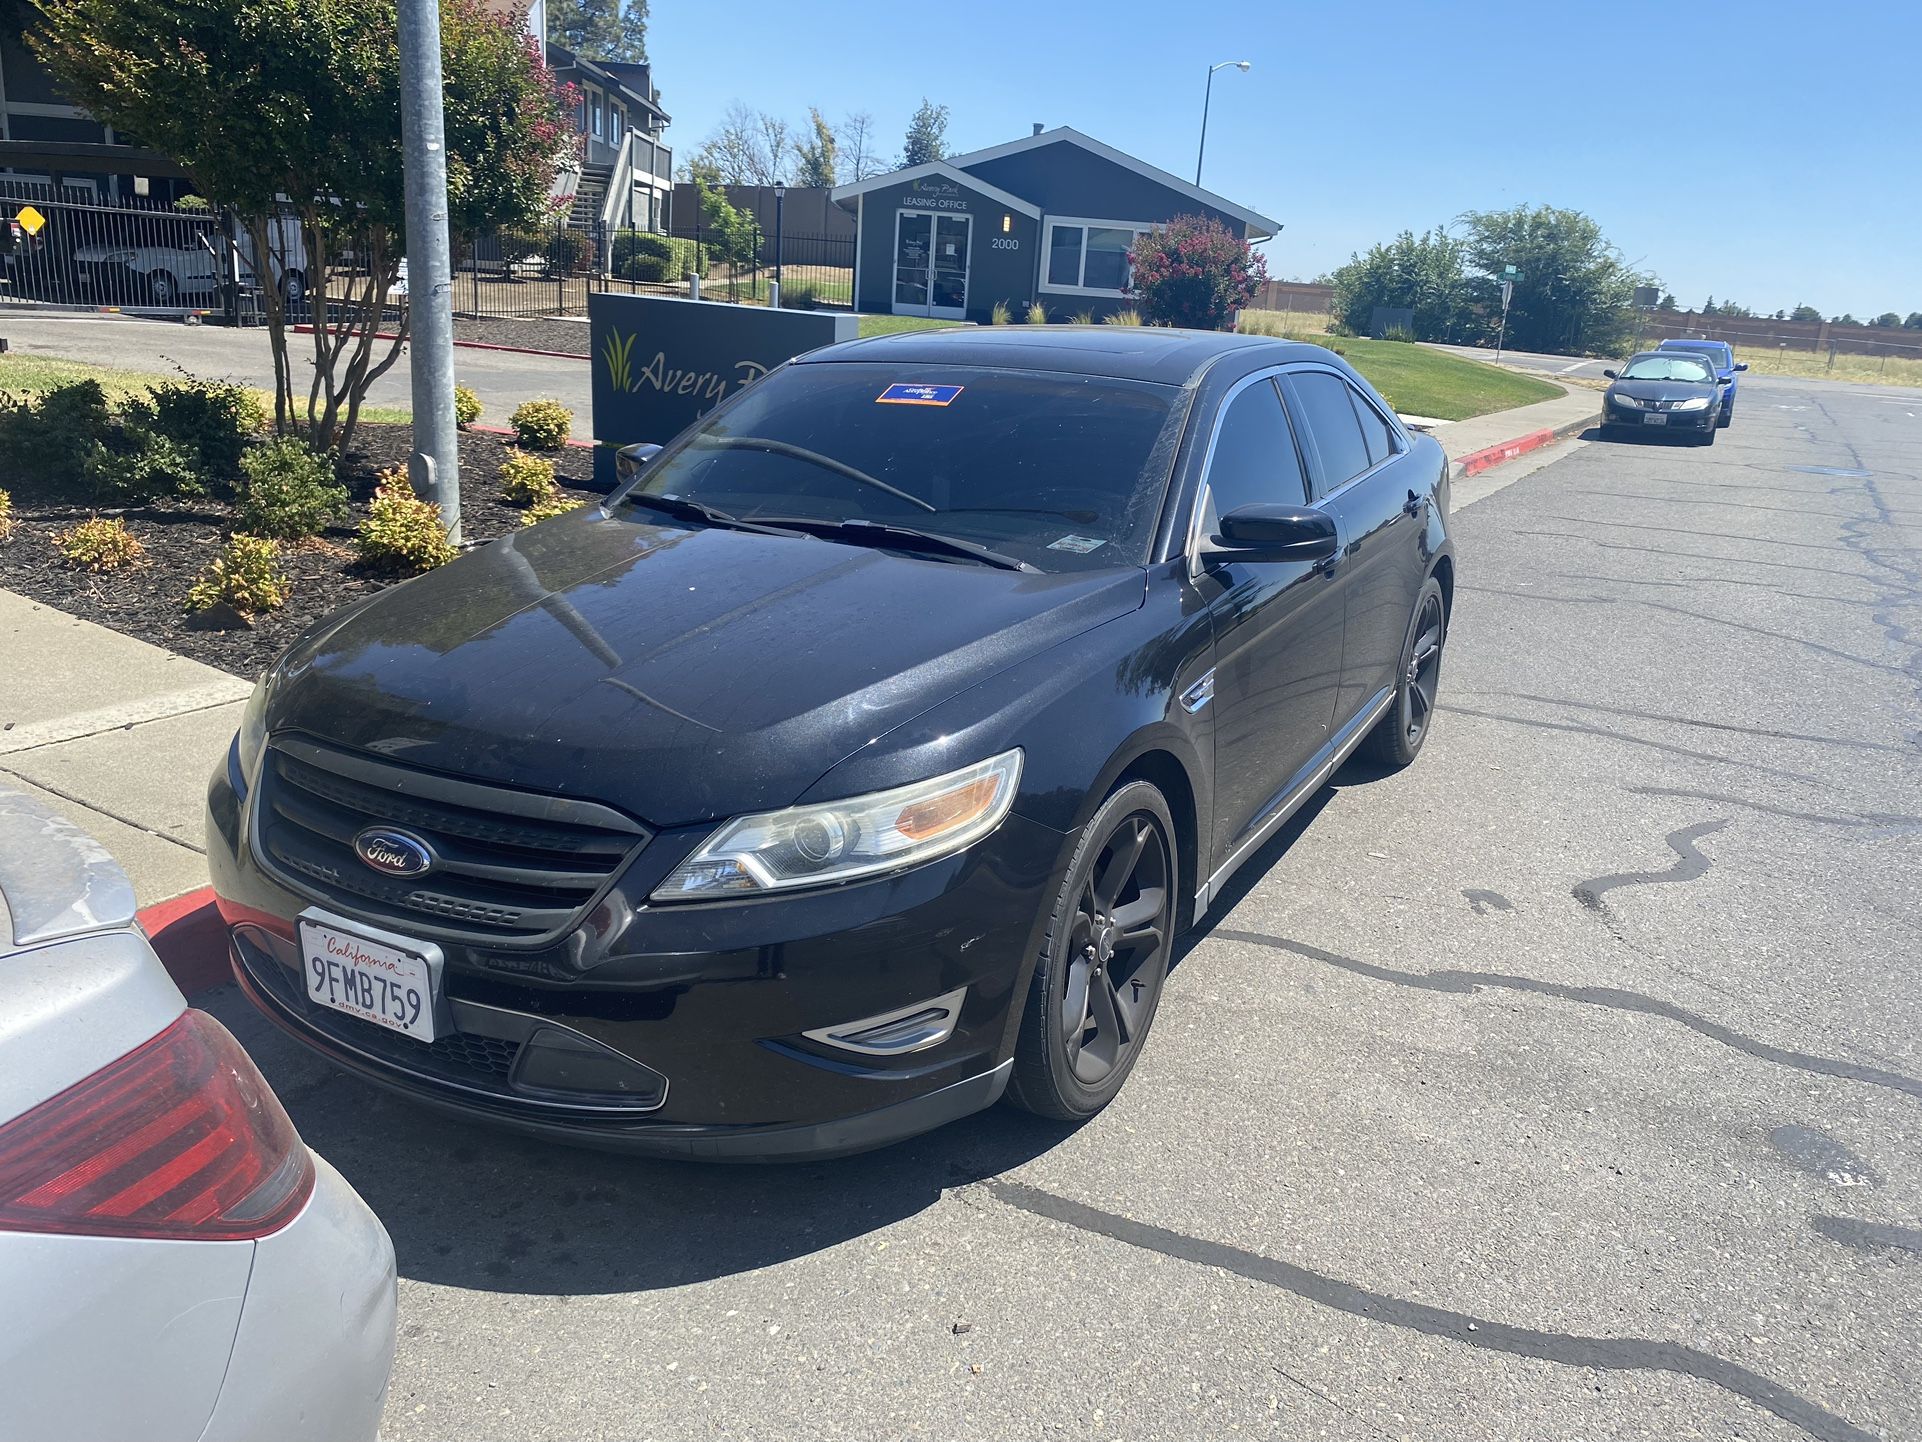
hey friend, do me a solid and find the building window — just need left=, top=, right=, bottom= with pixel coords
left=611, top=107, right=624, bottom=143
left=1040, top=217, right=1155, bottom=295
left=590, top=93, right=604, bottom=139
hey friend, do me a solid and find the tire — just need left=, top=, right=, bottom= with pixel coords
left=281, top=271, right=307, bottom=305
left=148, top=270, right=179, bottom=306
left=1006, top=780, right=1177, bottom=1122
left=1695, top=425, right=1717, bottom=446
left=1361, top=576, right=1446, bottom=768
left=1717, top=399, right=1733, bottom=428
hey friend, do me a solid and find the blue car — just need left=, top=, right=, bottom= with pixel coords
left=1656, top=338, right=1748, bottom=427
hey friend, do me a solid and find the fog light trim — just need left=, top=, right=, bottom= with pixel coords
left=803, top=986, right=968, bottom=1056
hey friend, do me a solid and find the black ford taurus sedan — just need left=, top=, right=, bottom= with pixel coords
left=1600, top=351, right=1722, bottom=444
left=206, top=327, right=1456, bottom=1159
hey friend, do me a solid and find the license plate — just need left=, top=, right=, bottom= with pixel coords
left=1642, top=413, right=1668, bottom=426
left=299, top=916, right=439, bottom=1042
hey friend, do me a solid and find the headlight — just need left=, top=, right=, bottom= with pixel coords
left=653, top=749, right=1023, bottom=900
left=229, top=675, right=271, bottom=793
left=1673, top=396, right=1712, bottom=412
left=1611, top=393, right=1641, bottom=408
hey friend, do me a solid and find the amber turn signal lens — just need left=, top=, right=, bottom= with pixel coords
left=894, top=776, right=1001, bottom=842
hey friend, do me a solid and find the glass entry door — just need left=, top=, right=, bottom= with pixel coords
left=892, top=211, right=970, bottom=318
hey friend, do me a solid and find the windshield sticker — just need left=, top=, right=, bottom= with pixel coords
left=876, top=382, right=964, bottom=407
left=1047, top=534, right=1106, bottom=554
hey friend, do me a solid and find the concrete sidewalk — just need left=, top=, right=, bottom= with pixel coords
left=1418, top=382, right=1601, bottom=478
left=0, top=590, right=250, bottom=907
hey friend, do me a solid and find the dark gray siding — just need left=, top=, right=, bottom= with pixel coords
left=963, top=144, right=1249, bottom=237
left=852, top=174, right=1041, bottom=323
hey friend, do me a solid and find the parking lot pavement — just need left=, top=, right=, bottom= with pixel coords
left=0, top=312, right=592, bottom=437
left=194, top=370, right=1922, bottom=1442
left=1425, top=341, right=1618, bottom=381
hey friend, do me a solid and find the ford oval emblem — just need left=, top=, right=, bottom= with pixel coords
left=353, top=827, right=435, bottom=877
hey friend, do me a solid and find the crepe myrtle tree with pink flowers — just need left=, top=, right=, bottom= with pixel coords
left=1125, top=214, right=1268, bottom=331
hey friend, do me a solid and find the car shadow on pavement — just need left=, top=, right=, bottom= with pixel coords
left=205, top=985, right=1076, bottom=1297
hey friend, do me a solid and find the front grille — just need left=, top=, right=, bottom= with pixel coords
left=253, top=736, right=650, bottom=943
left=429, top=1031, right=521, bottom=1078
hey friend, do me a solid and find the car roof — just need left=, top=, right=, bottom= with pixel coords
left=797, top=326, right=1334, bottom=386
left=1658, top=338, right=1730, bottom=352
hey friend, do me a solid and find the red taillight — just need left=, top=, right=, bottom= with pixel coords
left=0, top=1011, right=314, bottom=1241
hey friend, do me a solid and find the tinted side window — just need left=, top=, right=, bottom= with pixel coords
left=1203, top=379, right=1308, bottom=525
left=1290, top=371, right=1371, bottom=487
left=1348, top=385, right=1397, bottom=468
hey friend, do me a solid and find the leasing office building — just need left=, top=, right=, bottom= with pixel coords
left=831, top=125, right=1279, bottom=324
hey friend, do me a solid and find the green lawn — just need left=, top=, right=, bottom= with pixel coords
left=1320, top=338, right=1560, bottom=421
left=0, top=354, right=410, bottom=424
left=856, top=314, right=968, bottom=338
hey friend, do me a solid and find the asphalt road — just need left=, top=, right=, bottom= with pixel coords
left=1427, top=341, right=1616, bottom=381
left=195, top=371, right=1921, bottom=1442
left=0, top=311, right=592, bottom=437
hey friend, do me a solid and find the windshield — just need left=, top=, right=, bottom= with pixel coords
left=613, top=362, right=1185, bottom=572
left=1663, top=341, right=1726, bottom=367
left=1621, top=355, right=1714, bottom=382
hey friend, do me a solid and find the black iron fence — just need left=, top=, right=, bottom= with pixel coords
left=2, top=185, right=228, bottom=313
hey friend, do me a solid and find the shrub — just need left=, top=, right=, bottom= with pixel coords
left=145, top=378, right=265, bottom=482
left=509, top=398, right=573, bottom=450
left=498, top=449, right=556, bottom=506
left=1026, top=301, right=1047, bottom=325
left=778, top=280, right=822, bottom=310
left=521, top=494, right=586, bottom=525
left=356, top=467, right=457, bottom=572
left=0, top=487, right=13, bottom=542
left=237, top=437, right=350, bottom=540
left=104, top=426, right=202, bottom=501
left=545, top=227, right=595, bottom=277
left=185, top=533, right=290, bottom=617
left=54, top=516, right=143, bottom=571
left=989, top=301, right=1011, bottom=326
left=454, top=384, right=482, bottom=429
left=173, top=194, right=212, bottom=213
left=1103, top=309, right=1142, bottom=326
left=0, top=381, right=115, bottom=492
left=613, top=231, right=703, bottom=284
left=1071, top=311, right=1094, bottom=326
left=1127, top=213, right=1268, bottom=331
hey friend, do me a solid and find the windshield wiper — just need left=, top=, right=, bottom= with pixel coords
left=690, top=435, right=936, bottom=513
left=755, top=516, right=1038, bottom=572
left=622, top=491, right=806, bottom=537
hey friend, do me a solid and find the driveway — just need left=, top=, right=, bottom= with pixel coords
left=0, top=311, right=591, bottom=438
left=195, top=372, right=1921, bottom=1441
left=1425, top=340, right=1617, bottom=380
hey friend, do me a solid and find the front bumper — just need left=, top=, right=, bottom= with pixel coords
left=208, top=758, right=1064, bottom=1159
left=1603, top=397, right=1717, bottom=433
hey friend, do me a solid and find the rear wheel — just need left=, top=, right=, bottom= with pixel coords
left=1007, top=781, right=1176, bottom=1122
left=147, top=270, right=179, bottom=306
left=1362, top=576, right=1446, bottom=768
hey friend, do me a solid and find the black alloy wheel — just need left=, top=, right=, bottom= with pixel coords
left=1363, top=575, right=1446, bottom=767
left=1008, top=781, right=1177, bottom=1121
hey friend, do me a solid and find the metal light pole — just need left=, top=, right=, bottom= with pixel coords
left=1195, top=60, right=1250, bottom=186
left=397, top=0, right=461, bottom=539
left=773, top=181, right=785, bottom=288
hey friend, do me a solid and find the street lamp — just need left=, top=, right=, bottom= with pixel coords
left=772, top=181, right=786, bottom=290
left=1195, top=60, right=1251, bottom=187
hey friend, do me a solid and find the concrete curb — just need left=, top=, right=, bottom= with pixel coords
left=288, top=324, right=586, bottom=361
left=138, top=886, right=228, bottom=998
left=1450, top=409, right=1599, bottom=479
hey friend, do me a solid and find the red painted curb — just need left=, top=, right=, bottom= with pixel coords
left=1455, top=427, right=1557, bottom=477
left=288, top=324, right=587, bottom=361
left=469, top=423, right=595, bottom=450
left=137, top=887, right=230, bottom=999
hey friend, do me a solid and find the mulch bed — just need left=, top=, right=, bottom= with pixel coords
left=0, top=424, right=599, bottom=679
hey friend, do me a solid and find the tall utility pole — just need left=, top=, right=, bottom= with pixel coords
left=1195, top=60, right=1251, bottom=186
left=397, top=0, right=462, bottom=540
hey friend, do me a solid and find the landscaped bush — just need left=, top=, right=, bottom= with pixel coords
left=521, top=494, right=586, bottom=525
left=777, top=280, right=823, bottom=310
left=356, top=467, right=457, bottom=572
left=454, top=384, right=482, bottom=429
left=1026, top=302, right=1047, bottom=324
left=237, top=437, right=350, bottom=540
left=1102, top=309, right=1143, bottom=326
left=143, top=378, right=265, bottom=482
left=1127, top=212, right=1267, bottom=331
left=185, top=533, right=290, bottom=617
left=106, top=427, right=202, bottom=501
left=509, top=398, right=573, bottom=450
left=0, top=487, right=13, bottom=543
left=545, top=228, right=595, bottom=277
left=498, top=449, right=556, bottom=506
left=0, top=381, right=116, bottom=492
left=989, top=301, right=1011, bottom=326
left=612, top=231, right=704, bottom=284
left=53, top=516, right=143, bottom=571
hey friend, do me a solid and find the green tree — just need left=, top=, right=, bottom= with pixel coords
left=1833, top=313, right=1860, bottom=326
left=547, top=0, right=647, bottom=63
left=31, top=0, right=570, bottom=454
left=1458, top=204, right=1648, bottom=353
left=794, top=107, right=836, bottom=188
left=1870, top=311, right=1902, bottom=327
left=1904, top=312, right=1922, bottom=330
left=1657, top=291, right=1677, bottom=310
left=696, top=178, right=758, bottom=292
left=1327, top=226, right=1471, bottom=342
left=1702, top=295, right=1717, bottom=316
left=1126, top=213, right=1266, bottom=331
left=902, top=99, right=950, bottom=166
left=1790, top=304, right=1823, bottom=322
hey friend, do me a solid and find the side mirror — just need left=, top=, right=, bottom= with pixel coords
left=1734, top=361, right=1749, bottom=371
left=614, top=442, right=662, bottom=482
left=1212, top=504, right=1339, bottom=562
left=1601, top=368, right=1617, bottom=379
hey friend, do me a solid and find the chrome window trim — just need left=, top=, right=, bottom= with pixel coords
left=1280, top=365, right=1408, bottom=504
left=1178, top=364, right=1311, bottom=576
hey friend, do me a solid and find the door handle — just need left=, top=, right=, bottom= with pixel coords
left=1313, top=550, right=1343, bottom=577
left=1403, top=489, right=1424, bottom=519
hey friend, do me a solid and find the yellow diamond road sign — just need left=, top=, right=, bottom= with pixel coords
left=16, top=205, right=45, bottom=236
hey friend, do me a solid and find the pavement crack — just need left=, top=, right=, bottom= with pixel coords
left=1459, top=689, right=1917, bottom=756
left=1511, top=531, right=1864, bottom=580
left=1626, top=785, right=1922, bottom=830
left=1443, top=706, right=1815, bottom=780
left=1207, top=930, right=1922, bottom=1104
left=980, top=1179, right=1881, bottom=1442
left=1572, top=819, right=1727, bottom=912
left=0, top=764, right=206, bottom=855
left=1633, top=600, right=1905, bottom=675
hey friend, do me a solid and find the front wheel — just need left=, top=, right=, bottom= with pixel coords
left=147, top=270, right=179, bottom=306
left=1006, top=781, right=1177, bottom=1122
left=1362, top=576, right=1446, bottom=767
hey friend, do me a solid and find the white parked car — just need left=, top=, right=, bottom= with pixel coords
left=0, top=788, right=396, bottom=1442
left=71, top=213, right=308, bottom=308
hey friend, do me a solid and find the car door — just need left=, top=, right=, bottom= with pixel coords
left=1189, top=374, right=1347, bottom=873
left=1282, top=368, right=1422, bottom=726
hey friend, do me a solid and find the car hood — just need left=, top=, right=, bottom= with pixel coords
left=268, top=509, right=1145, bottom=825
left=1609, top=377, right=1720, bottom=402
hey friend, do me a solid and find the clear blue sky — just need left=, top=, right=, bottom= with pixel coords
left=644, top=0, right=1922, bottom=319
